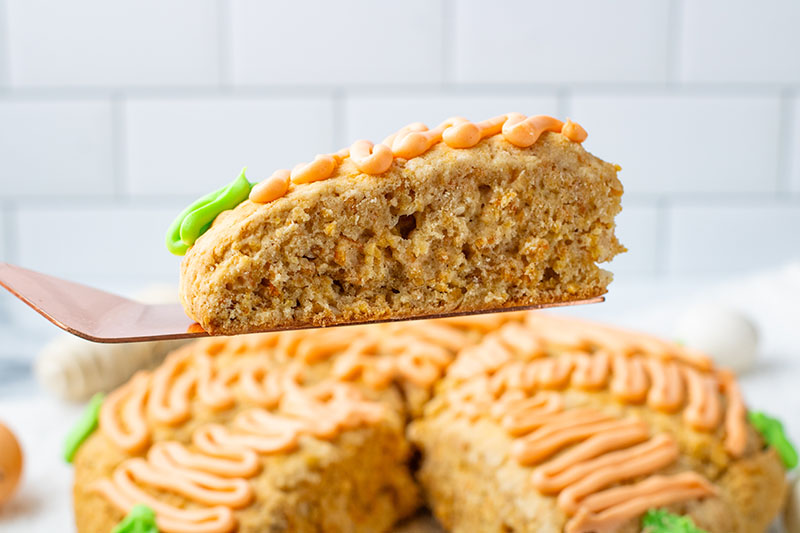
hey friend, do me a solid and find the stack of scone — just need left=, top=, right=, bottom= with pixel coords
left=71, top=312, right=790, bottom=533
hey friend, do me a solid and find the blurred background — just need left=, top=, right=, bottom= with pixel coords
left=0, top=1, right=799, bottom=530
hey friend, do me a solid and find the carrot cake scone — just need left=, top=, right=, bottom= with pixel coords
left=68, top=313, right=793, bottom=532
left=167, top=114, right=625, bottom=334
left=70, top=334, right=422, bottom=533
left=410, top=313, right=790, bottom=533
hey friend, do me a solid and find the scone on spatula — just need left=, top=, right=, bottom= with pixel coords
left=169, top=113, right=625, bottom=335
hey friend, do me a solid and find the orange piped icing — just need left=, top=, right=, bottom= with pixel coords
left=99, top=371, right=150, bottom=454
left=438, top=312, right=754, bottom=531
left=248, top=169, right=290, bottom=204
left=570, top=350, right=610, bottom=390
left=610, top=354, right=649, bottom=403
left=531, top=419, right=651, bottom=493
left=566, top=472, right=717, bottom=533
left=643, top=358, right=685, bottom=413
left=93, top=465, right=237, bottom=533
left=720, top=369, right=747, bottom=456
left=444, top=372, right=715, bottom=531
left=349, top=139, right=394, bottom=174
left=91, top=312, right=756, bottom=533
left=682, top=365, right=723, bottom=431
left=562, top=119, right=588, bottom=143
left=502, top=113, right=564, bottom=147
left=247, top=113, right=589, bottom=206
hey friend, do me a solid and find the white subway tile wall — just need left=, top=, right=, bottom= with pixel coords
left=6, top=0, right=220, bottom=87
left=0, top=0, right=7, bottom=87
left=231, top=0, right=444, bottom=85
left=608, top=204, right=660, bottom=277
left=15, top=205, right=184, bottom=284
left=0, top=0, right=798, bottom=318
left=680, top=0, right=800, bottom=83
left=667, top=205, right=800, bottom=275
left=0, top=99, right=114, bottom=196
left=569, top=93, right=782, bottom=195
left=344, top=93, right=559, bottom=144
left=125, top=97, right=336, bottom=196
left=454, top=0, right=671, bottom=83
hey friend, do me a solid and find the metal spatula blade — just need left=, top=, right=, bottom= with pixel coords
left=0, top=262, right=604, bottom=343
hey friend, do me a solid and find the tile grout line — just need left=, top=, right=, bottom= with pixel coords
left=665, top=0, right=684, bottom=84
left=775, top=88, right=794, bottom=193
left=110, top=93, right=127, bottom=198
left=216, top=0, right=234, bottom=89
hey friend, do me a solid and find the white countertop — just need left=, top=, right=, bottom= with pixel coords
left=1, top=268, right=798, bottom=532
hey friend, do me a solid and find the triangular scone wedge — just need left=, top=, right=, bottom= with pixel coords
left=180, top=132, right=624, bottom=335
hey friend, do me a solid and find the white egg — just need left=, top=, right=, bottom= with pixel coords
left=673, top=302, right=759, bottom=373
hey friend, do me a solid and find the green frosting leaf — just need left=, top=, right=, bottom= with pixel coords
left=111, top=504, right=159, bottom=533
left=748, top=410, right=798, bottom=469
left=642, top=509, right=707, bottom=533
left=63, top=392, right=104, bottom=463
left=165, top=168, right=253, bottom=255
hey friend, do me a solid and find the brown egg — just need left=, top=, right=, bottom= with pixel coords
left=0, top=421, right=23, bottom=504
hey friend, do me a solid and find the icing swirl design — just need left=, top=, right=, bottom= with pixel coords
left=90, top=312, right=759, bottom=533
left=438, top=313, right=755, bottom=531
left=94, top=354, right=386, bottom=532
left=446, top=385, right=717, bottom=532
left=91, top=321, right=488, bottom=532
left=166, top=113, right=589, bottom=255
left=447, top=314, right=748, bottom=456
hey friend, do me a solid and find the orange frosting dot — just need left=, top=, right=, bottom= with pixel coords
left=562, top=119, right=588, bottom=143
left=442, top=121, right=482, bottom=148
left=349, top=140, right=393, bottom=174
left=291, top=155, right=337, bottom=184
left=248, top=112, right=590, bottom=206
left=249, top=170, right=290, bottom=203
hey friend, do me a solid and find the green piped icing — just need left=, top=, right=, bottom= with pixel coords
left=63, top=392, right=104, bottom=463
left=748, top=410, right=798, bottom=469
left=641, top=509, right=707, bottom=533
left=111, top=504, right=159, bottom=533
left=166, top=168, right=253, bottom=255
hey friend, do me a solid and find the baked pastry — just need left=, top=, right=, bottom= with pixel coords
left=169, top=114, right=625, bottom=334
left=70, top=313, right=791, bottom=532
left=410, top=313, right=788, bottom=532
left=71, top=320, right=478, bottom=533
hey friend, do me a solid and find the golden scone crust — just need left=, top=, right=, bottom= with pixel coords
left=410, top=392, right=786, bottom=533
left=73, top=313, right=788, bottom=533
left=409, top=313, right=787, bottom=533
left=180, top=134, right=624, bottom=335
left=73, top=334, right=422, bottom=533
left=75, top=424, right=418, bottom=533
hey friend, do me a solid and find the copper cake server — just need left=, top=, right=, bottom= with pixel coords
left=0, top=262, right=603, bottom=343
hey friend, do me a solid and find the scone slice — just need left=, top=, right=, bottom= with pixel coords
left=178, top=122, right=624, bottom=335
left=409, top=313, right=787, bottom=533
left=72, top=339, right=420, bottom=533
